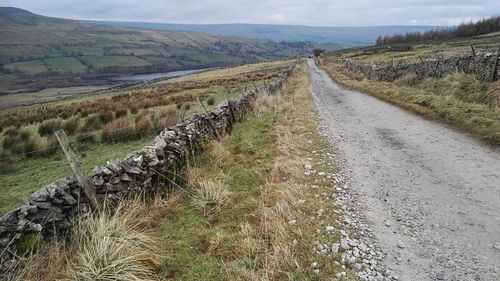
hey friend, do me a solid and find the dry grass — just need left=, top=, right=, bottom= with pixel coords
left=191, top=179, right=232, bottom=215
left=7, top=198, right=166, bottom=281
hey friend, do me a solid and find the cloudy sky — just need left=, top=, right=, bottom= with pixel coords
left=2, top=0, right=499, bottom=26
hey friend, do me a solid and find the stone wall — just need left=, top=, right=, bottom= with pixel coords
left=336, top=51, right=499, bottom=82
left=0, top=66, right=294, bottom=267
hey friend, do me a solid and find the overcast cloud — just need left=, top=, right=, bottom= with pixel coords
left=2, top=0, right=499, bottom=26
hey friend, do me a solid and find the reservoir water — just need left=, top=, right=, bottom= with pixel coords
left=110, top=68, right=210, bottom=82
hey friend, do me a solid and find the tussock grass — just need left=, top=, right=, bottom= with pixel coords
left=7, top=198, right=166, bottom=281
left=191, top=180, right=232, bottom=215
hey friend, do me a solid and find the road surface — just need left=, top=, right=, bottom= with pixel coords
left=307, top=59, right=500, bottom=280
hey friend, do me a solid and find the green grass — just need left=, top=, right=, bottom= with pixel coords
left=0, top=137, right=153, bottom=214
left=159, top=114, right=276, bottom=280
left=5, top=59, right=48, bottom=74
left=78, top=56, right=151, bottom=70
left=43, top=57, right=87, bottom=74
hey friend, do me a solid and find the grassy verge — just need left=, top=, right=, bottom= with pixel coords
left=320, top=63, right=500, bottom=144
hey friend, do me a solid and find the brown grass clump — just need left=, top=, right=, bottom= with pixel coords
left=155, top=107, right=179, bottom=130
left=114, top=109, right=128, bottom=119
left=63, top=117, right=80, bottom=135
left=101, top=117, right=135, bottom=143
left=97, top=111, right=114, bottom=124
left=38, top=119, right=62, bottom=137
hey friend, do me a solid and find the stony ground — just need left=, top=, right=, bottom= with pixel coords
left=308, top=58, right=500, bottom=281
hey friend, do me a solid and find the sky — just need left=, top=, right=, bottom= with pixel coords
left=1, top=0, right=499, bottom=27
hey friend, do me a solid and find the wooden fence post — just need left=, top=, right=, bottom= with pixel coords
left=196, top=98, right=221, bottom=140
left=55, top=129, right=99, bottom=210
left=225, top=87, right=236, bottom=123
left=491, top=44, right=500, bottom=82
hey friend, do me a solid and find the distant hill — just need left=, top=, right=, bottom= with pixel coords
left=0, top=7, right=312, bottom=91
left=89, top=21, right=441, bottom=47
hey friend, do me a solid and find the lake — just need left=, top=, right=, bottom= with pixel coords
left=110, top=68, right=211, bottom=82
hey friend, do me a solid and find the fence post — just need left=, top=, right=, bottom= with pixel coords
left=196, top=98, right=221, bottom=140
left=470, top=44, right=476, bottom=56
left=225, top=87, right=236, bottom=123
left=491, top=44, right=500, bottom=82
left=55, top=129, right=99, bottom=210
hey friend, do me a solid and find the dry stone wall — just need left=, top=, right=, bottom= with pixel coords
left=336, top=51, right=499, bottom=82
left=0, top=66, right=294, bottom=268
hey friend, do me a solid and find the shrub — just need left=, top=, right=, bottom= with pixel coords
left=192, top=180, right=231, bottom=215
left=207, top=97, right=215, bottom=106
left=38, top=119, right=62, bottom=137
left=101, top=117, right=135, bottom=143
left=115, top=109, right=128, bottom=119
left=130, top=107, right=139, bottom=114
left=184, top=103, right=191, bottom=111
left=63, top=117, right=80, bottom=135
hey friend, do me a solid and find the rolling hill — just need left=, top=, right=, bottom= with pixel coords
left=89, top=21, right=440, bottom=47
left=0, top=7, right=311, bottom=92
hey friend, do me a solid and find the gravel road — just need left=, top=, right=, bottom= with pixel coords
left=307, top=59, right=500, bottom=281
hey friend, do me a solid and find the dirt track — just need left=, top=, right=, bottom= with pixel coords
left=307, top=59, right=500, bottom=280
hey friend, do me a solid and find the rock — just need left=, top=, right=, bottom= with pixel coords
left=385, top=221, right=392, bottom=227
left=304, top=163, right=313, bottom=171
left=493, top=242, right=500, bottom=250
left=436, top=272, right=445, bottom=280
left=120, top=173, right=132, bottom=182
left=326, top=225, right=336, bottom=233
left=332, top=243, right=340, bottom=254
left=335, top=272, right=347, bottom=279
left=397, top=240, right=405, bottom=249
left=297, top=199, right=305, bottom=205
left=32, top=201, right=52, bottom=210
left=287, top=219, right=297, bottom=225
left=348, top=239, right=359, bottom=247
left=311, top=262, right=319, bottom=268
left=340, top=239, right=350, bottom=250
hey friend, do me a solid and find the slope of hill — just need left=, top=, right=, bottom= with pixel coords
left=0, top=7, right=311, bottom=92
left=89, top=21, right=440, bottom=46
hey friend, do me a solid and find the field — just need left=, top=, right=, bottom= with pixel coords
left=320, top=33, right=500, bottom=143
left=0, top=60, right=294, bottom=214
